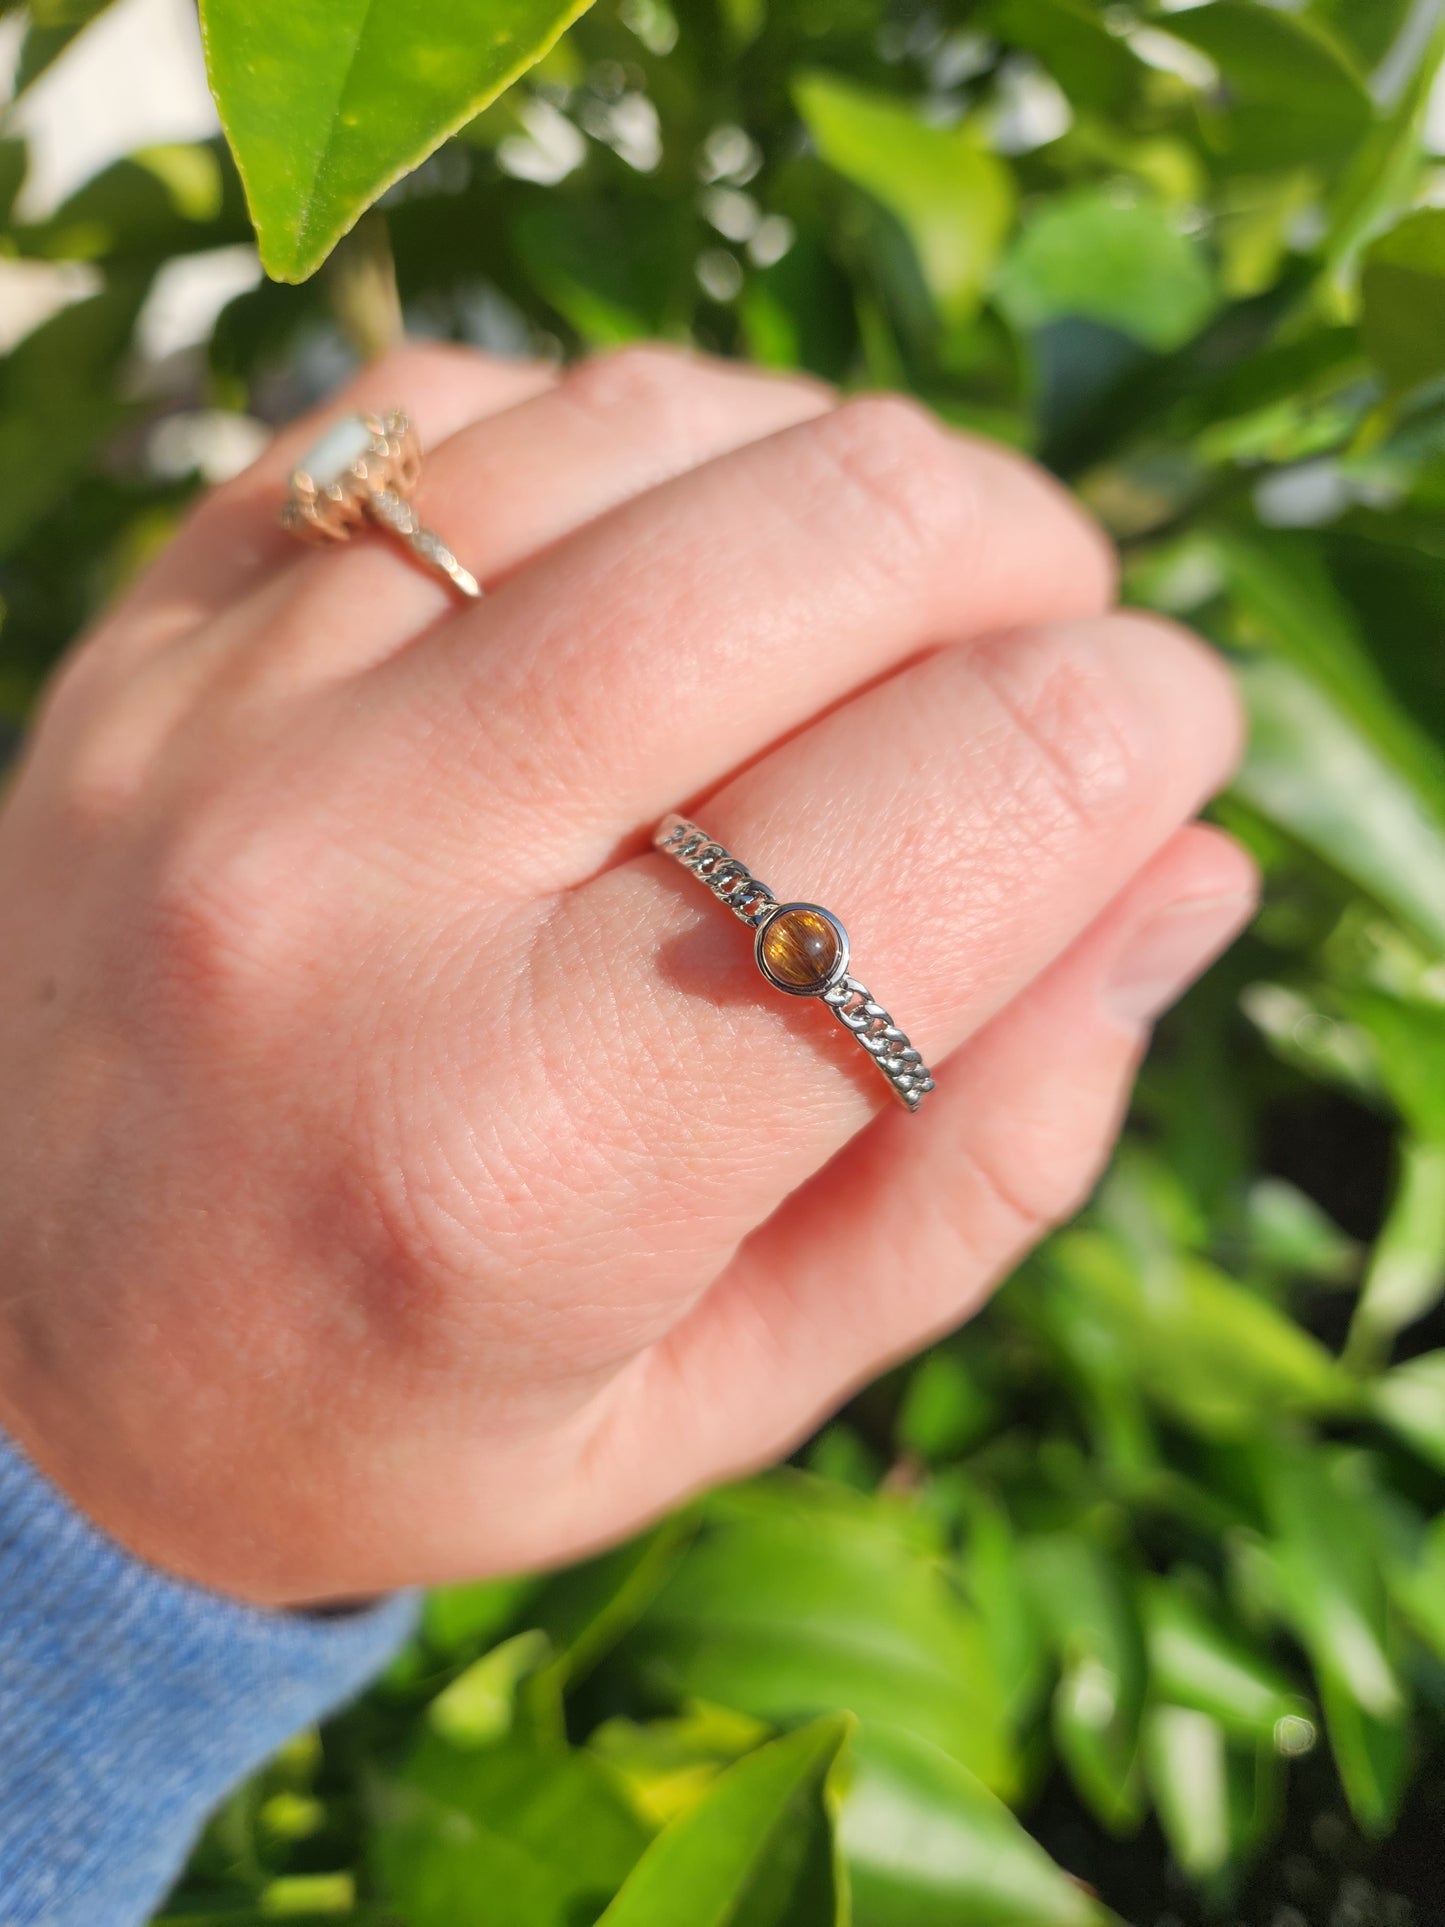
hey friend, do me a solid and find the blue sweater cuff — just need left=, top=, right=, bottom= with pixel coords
left=0, top=1431, right=416, bottom=1925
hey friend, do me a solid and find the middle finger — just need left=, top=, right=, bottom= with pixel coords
left=369, top=394, right=1117, bottom=892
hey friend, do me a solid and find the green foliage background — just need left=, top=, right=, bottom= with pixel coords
left=6, top=0, right=1445, bottom=1918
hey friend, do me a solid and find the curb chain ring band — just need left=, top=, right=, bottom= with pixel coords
left=655, top=814, right=935, bottom=1113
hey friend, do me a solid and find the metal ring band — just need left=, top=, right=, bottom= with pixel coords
left=281, top=410, right=481, bottom=600
left=654, top=813, right=935, bottom=1113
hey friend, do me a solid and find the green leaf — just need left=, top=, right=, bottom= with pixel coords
left=530, top=1513, right=697, bottom=1684
left=1022, top=1536, right=1145, bottom=1832
left=896, top=1350, right=992, bottom=1461
left=1243, top=1177, right=1360, bottom=1285
left=0, top=278, right=146, bottom=559
left=596, top=1717, right=850, bottom=1927
left=1386, top=1511, right=1445, bottom=1659
left=990, top=0, right=1139, bottom=113
left=1140, top=1706, right=1232, bottom=1879
left=1347, top=1129, right=1445, bottom=1366
left=1257, top=1445, right=1409, bottom=1831
left=1161, top=3, right=1373, bottom=173
left=1047, top=1229, right=1351, bottom=1433
left=1260, top=1444, right=1403, bottom=1723
left=1140, top=1580, right=1303, bottom=1743
left=427, top=1630, right=553, bottom=1749
left=589, top=1706, right=771, bottom=1831
left=1213, top=530, right=1445, bottom=837
left=1361, top=208, right=1445, bottom=393
left=614, top=1477, right=1015, bottom=1795
left=374, top=1733, right=648, bottom=1927
left=1327, top=14, right=1445, bottom=271
left=996, top=187, right=1214, bottom=351
left=1372, top=1351, right=1445, bottom=1472
left=794, top=72, right=1015, bottom=326
left=842, top=1723, right=1115, bottom=1927
left=199, top=0, right=601, bottom=281
left=0, top=140, right=26, bottom=229
left=13, top=0, right=118, bottom=94
left=1234, top=657, right=1445, bottom=954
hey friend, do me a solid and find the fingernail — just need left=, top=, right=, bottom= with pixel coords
left=1104, top=893, right=1256, bottom=1027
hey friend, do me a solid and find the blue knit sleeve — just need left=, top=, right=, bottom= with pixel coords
left=0, top=1432, right=417, bottom=1926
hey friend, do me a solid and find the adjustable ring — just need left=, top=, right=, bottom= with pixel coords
left=655, top=814, right=935, bottom=1112
left=281, top=410, right=481, bottom=600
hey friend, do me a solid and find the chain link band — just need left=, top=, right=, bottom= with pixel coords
left=655, top=814, right=935, bottom=1113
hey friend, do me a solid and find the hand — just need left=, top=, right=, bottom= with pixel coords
left=0, top=343, right=1252, bottom=1604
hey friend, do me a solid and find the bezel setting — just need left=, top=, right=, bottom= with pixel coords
left=281, top=411, right=420, bottom=545
left=754, top=902, right=850, bottom=998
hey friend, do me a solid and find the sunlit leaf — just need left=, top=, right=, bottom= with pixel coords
left=1234, top=657, right=1445, bottom=954
left=1022, top=1536, right=1145, bottom=1832
left=200, top=0, right=602, bottom=279
left=795, top=72, right=1015, bottom=326
left=1141, top=1706, right=1232, bottom=1878
left=1361, top=209, right=1445, bottom=393
left=1140, top=1580, right=1304, bottom=1743
left=997, top=188, right=1214, bottom=351
left=375, top=1732, right=648, bottom=1927
left=1346, top=1128, right=1445, bottom=1366
left=611, top=1477, right=1016, bottom=1795
left=595, top=1718, right=849, bottom=1926
left=1371, top=1351, right=1445, bottom=1472
left=843, top=1723, right=1117, bottom=1927
left=1161, top=3, right=1373, bottom=172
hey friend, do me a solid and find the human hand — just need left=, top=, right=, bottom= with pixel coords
left=0, top=343, right=1252, bottom=1604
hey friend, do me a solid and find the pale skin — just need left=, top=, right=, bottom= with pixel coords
left=0, top=342, right=1255, bottom=1606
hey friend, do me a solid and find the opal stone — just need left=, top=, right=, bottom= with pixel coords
left=758, top=905, right=844, bottom=994
left=300, top=415, right=374, bottom=489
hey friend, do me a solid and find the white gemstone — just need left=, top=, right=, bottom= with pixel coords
left=299, top=415, right=375, bottom=489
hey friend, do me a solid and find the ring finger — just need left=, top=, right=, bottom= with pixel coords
left=222, top=345, right=835, bottom=684
left=457, top=609, right=1242, bottom=1328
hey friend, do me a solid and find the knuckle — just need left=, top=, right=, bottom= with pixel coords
left=563, top=342, right=703, bottom=417
left=372, top=337, right=499, bottom=390
left=967, top=1119, right=1107, bottom=1241
left=968, top=626, right=1148, bottom=838
left=812, top=394, right=974, bottom=573
left=143, top=819, right=305, bottom=1021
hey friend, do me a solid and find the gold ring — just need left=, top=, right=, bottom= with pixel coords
left=281, top=410, right=481, bottom=600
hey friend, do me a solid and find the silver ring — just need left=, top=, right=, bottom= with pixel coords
left=654, top=814, right=935, bottom=1113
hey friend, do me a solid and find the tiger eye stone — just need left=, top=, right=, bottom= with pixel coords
left=758, top=906, right=842, bottom=993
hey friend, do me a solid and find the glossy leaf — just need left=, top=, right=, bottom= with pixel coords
left=1372, top=1351, right=1445, bottom=1473
left=989, top=0, right=1139, bottom=114
left=1022, top=1536, right=1145, bottom=1832
left=612, top=1477, right=1015, bottom=1794
left=1047, top=1229, right=1350, bottom=1434
left=199, top=0, right=601, bottom=280
left=1140, top=1580, right=1303, bottom=1743
left=1161, top=3, right=1373, bottom=172
left=375, top=1732, right=649, bottom=1927
left=1243, top=1178, right=1360, bottom=1285
left=1234, top=657, right=1445, bottom=954
left=1347, top=1132, right=1445, bottom=1367
left=997, top=188, right=1214, bottom=352
left=589, top=1705, right=771, bottom=1831
left=0, top=279, right=146, bottom=559
left=1263, top=1444, right=1402, bottom=1718
left=843, top=1724, right=1116, bottom=1927
left=794, top=72, right=1014, bottom=326
left=596, top=1718, right=849, bottom=1927
left=1361, top=209, right=1445, bottom=393
left=1141, top=1706, right=1231, bottom=1879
